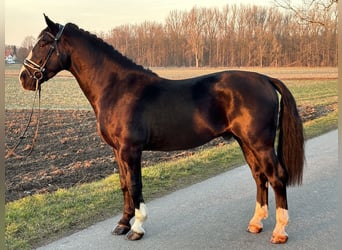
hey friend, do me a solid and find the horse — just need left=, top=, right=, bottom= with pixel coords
left=19, top=15, right=304, bottom=244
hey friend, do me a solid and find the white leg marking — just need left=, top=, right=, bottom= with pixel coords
left=248, top=202, right=268, bottom=232
left=131, top=203, right=148, bottom=234
left=273, top=208, right=289, bottom=237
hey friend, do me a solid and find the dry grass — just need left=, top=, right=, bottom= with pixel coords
left=152, top=67, right=337, bottom=80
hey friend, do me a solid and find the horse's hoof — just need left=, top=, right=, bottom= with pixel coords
left=247, top=224, right=263, bottom=234
left=125, top=230, right=144, bottom=241
left=270, top=234, right=288, bottom=244
left=111, top=224, right=131, bottom=235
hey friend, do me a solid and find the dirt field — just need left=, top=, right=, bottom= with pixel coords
left=5, top=103, right=336, bottom=203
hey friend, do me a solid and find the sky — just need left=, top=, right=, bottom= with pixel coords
left=5, top=0, right=273, bottom=47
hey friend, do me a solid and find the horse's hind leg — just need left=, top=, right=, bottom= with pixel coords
left=252, top=147, right=289, bottom=244
left=266, top=157, right=289, bottom=244
left=239, top=143, right=269, bottom=234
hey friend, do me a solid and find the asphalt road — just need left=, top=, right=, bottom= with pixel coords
left=38, top=130, right=339, bottom=250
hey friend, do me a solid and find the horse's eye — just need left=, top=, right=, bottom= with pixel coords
left=38, top=40, right=48, bottom=48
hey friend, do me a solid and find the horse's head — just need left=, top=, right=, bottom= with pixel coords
left=19, top=15, right=69, bottom=91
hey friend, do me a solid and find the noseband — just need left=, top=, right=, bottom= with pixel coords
left=23, top=24, right=65, bottom=85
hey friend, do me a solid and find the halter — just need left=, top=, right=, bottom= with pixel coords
left=23, top=24, right=65, bottom=85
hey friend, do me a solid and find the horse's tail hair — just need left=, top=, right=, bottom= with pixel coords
left=269, top=77, right=304, bottom=186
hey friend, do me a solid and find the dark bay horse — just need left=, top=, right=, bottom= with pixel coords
left=19, top=15, right=304, bottom=244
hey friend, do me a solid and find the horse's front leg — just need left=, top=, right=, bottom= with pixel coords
left=111, top=163, right=134, bottom=236
left=112, top=146, right=147, bottom=241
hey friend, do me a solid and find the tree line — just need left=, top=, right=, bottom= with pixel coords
left=104, top=4, right=337, bottom=67
left=8, top=3, right=337, bottom=67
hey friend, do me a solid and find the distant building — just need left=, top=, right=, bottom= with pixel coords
left=5, top=45, right=17, bottom=64
left=5, top=54, right=16, bottom=64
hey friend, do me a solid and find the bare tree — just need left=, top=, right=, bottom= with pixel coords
left=182, top=7, right=205, bottom=67
left=202, top=8, right=220, bottom=66
left=165, top=10, right=187, bottom=66
left=21, top=36, right=36, bottom=50
left=274, top=0, right=338, bottom=26
left=13, top=36, right=36, bottom=62
left=16, top=47, right=29, bottom=62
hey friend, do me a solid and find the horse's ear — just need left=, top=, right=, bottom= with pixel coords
left=43, top=14, right=59, bottom=33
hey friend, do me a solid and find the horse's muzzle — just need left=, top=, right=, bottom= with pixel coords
left=19, top=66, right=39, bottom=91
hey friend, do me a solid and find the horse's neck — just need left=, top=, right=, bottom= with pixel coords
left=69, top=41, right=142, bottom=115
left=67, top=41, right=115, bottom=114
left=65, top=34, right=156, bottom=115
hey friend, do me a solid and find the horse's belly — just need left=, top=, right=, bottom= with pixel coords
left=144, top=127, right=217, bottom=151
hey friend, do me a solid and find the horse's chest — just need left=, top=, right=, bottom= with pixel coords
left=96, top=109, right=141, bottom=148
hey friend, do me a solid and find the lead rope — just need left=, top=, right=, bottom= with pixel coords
left=5, top=80, right=41, bottom=159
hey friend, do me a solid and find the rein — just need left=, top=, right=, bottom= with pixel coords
left=6, top=25, right=65, bottom=159
left=6, top=82, right=41, bottom=159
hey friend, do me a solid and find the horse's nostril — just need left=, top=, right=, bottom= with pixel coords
left=19, top=71, right=36, bottom=91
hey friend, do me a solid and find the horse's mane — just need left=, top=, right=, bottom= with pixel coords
left=66, top=23, right=158, bottom=76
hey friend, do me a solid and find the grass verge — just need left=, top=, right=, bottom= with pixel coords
left=5, top=110, right=338, bottom=250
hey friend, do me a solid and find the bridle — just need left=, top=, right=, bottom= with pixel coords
left=23, top=24, right=65, bottom=86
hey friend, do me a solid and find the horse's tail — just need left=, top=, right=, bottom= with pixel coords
left=269, top=77, right=304, bottom=186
